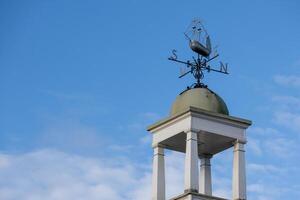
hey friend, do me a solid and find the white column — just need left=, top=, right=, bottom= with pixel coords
left=184, top=131, right=199, bottom=193
left=232, top=140, right=246, bottom=200
left=199, top=154, right=212, bottom=195
left=152, top=146, right=165, bottom=200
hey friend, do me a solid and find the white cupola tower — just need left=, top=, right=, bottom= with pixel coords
left=147, top=87, right=251, bottom=200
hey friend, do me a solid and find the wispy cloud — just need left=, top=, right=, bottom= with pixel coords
left=44, top=90, right=93, bottom=101
left=0, top=148, right=298, bottom=200
left=37, top=119, right=105, bottom=153
left=108, top=144, right=134, bottom=152
left=0, top=149, right=149, bottom=200
left=273, top=111, right=300, bottom=131
left=247, top=137, right=262, bottom=156
left=247, top=126, right=297, bottom=158
left=272, top=95, right=300, bottom=111
left=248, top=163, right=281, bottom=174
left=0, top=149, right=186, bottom=200
left=272, top=95, right=300, bottom=106
left=0, top=148, right=238, bottom=200
left=248, top=183, right=279, bottom=200
left=273, top=75, right=300, bottom=87
left=269, top=93, right=300, bottom=132
left=141, top=112, right=162, bottom=121
left=265, top=137, right=297, bottom=158
left=248, top=127, right=280, bottom=137
left=122, top=112, right=162, bottom=132
left=139, top=135, right=152, bottom=145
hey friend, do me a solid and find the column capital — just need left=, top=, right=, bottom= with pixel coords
left=185, top=130, right=198, bottom=141
left=233, top=139, right=247, bottom=145
left=152, top=143, right=165, bottom=148
left=185, top=128, right=199, bottom=134
left=153, top=146, right=164, bottom=156
left=199, top=154, right=213, bottom=159
left=233, top=141, right=245, bottom=152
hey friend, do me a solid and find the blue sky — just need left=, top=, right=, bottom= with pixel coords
left=1, top=0, right=300, bottom=199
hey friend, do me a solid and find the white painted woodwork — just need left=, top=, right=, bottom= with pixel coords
left=199, top=155, right=212, bottom=195
left=147, top=108, right=251, bottom=200
left=152, top=114, right=191, bottom=146
left=152, top=146, right=165, bottom=200
left=151, top=111, right=248, bottom=152
left=184, top=131, right=199, bottom=192
left=232, top=141, right=246, bottom=200
left=191, top=116, right=246, bottom=142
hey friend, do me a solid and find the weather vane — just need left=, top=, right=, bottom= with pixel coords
left=168, top=19, right=229, bottom=89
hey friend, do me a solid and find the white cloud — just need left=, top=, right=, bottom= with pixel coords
left=272, top=95, right=300, bottom=111
left=44, top=90, right=93, bottom=102
left=0, top=149, right=235, bottom=200
left=273, top=111, right=300, bottom=131
left=248, top=183, right=265, bottom=193
left=0, top=156, right=10, bottom=168
left=248, top=183, right=277, bottom=200
left=248, top=163, right=281, bottom=174
left=248, top=127, right=280, bottom=137
left=141, top=112, right=161, bottom=121
left=247, top=182, right=295, bottom=200
left=247, top=137, right=262, bottom=156
left=272, top=95, right=300, bottom=106
left=125, top=112, right=161, bottom=132
left=213, top=177, right=231, bottom=199
left=273, top=75, right=300, bottom=87
left=0, top=149, right=187, bottom=200
left=0, top=149, right=141, bottom=200
left=247, top=126, right=298, bottom=158
left=265, top=137, right=297, bottom=158
left=0, top=148, right=297, bottom=200
left=139, top=135, right=152, bottom=145
left=108, top=144, right=134, bottom=152
left=37, top=119, right=104, bottom=152
left=127, top=122, right=144, bottom=131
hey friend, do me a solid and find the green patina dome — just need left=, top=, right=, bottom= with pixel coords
left=170, top=87, right=229, bottom=116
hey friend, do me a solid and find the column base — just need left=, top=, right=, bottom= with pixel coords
left=170, top=191, right=228, bottom=200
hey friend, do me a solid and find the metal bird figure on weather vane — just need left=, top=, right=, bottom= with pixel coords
left=168, top=19, right=229, bottom=89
